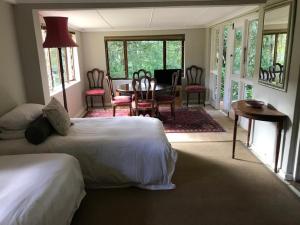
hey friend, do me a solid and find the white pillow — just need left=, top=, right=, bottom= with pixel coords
left=43, top=98, right=71, bottom=136
left=0, top=129, right=25, bottom=140
left=0, top=104, right=44, bottom=130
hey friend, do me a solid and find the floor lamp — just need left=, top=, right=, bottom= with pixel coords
left=43, top=17, right=78, bottom=112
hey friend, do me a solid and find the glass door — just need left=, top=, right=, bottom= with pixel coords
left=220, top=24, right=231, bottom=113
left=209, top=14, right=258, bottom=115
left=210, top=27, right=222, bottom=109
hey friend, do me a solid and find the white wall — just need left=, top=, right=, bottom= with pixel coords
left=81, top=28, right=208, bottom=104
left=0, top=1, right=27, bottom=116
left=251, top=0, right=300, bottom=179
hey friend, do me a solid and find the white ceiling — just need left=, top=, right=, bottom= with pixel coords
left=39, top=5, right=258, bottom=32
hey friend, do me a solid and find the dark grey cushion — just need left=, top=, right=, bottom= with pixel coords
left=25, top=116, right=54, bottom=145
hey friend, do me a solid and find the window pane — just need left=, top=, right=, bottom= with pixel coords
left=127, top=40, right=163, bottom=78
left=231, top=81, right=239, bottom=102
left=276, top=33, right=287, bottom=65
left=49, top=48, right=61, bottom=89
left=244, top=84, right=253, bottom=99
left=246, top=20, right=258, bottom=79
left=61, top=48, right=68, bottom=82
left=221, top=26, right=229, bottom=100
left=107, top=41, right=125, bottom=78
left=233, top=28, right=243, bottom=74
left=261, top=34, right=275, bottom=70
left=166, top=40, right=182, bottom=69
left=213, top=29, right=220, bottom=71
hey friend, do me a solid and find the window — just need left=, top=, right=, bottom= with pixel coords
left=244, top=84, right=253, bottom=99
left=105, top=35, right=184, bottom=79
left=41, top=29, right=80, bottom=93
left=261, top=32, right=287, bottom=70
left=233, top=28, right=243, bottom=75
left=231, top=81, right=239, bottom=102
left=246, top=19, right=258, bottom=78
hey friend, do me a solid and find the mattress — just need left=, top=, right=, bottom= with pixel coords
left=0, top=117, right=177, bottom=190
left=0, top=153, right=86, bottom=225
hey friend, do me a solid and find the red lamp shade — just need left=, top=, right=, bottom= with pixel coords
left=43, top=17, right=78, bottom=48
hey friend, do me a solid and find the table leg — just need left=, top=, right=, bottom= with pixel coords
left=274, top=121, right=283, bottom=173
left=232, top=114, right=239, bottom=159
left=247, top=119, right=252, bottom=148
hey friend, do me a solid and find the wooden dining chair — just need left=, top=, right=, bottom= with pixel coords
left=85, top=68, right=105, bottom=110
left=106, top=75, right=132, bottom=117
left=156, top=71, right=180, bottom=120
left=132, top=69, right=152, bottom=79
left=132, top=75, right=157, bottom=117
left=185, top=65, right=206, bottom=107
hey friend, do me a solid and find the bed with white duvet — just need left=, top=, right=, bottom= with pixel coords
left=0, top=153, right=85, bottom=225
left=0, top=117, right=177, bottom=190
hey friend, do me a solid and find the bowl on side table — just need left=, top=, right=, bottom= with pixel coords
left=244, top=100, right=265, bottom=109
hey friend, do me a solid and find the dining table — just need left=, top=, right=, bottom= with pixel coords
left=116, top=83, right=172, bottom=95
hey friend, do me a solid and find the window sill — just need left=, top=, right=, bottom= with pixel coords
left=50, top=80, right=80, bottom=96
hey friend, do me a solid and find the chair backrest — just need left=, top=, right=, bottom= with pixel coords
left=87, top=68, right=105, bottom=89
left=132, top=69, right=152, bottom=79
left=260, top=67, right=271, bottom=81
left=132, top=76, right=157, bottom=103
left=105, top=74, right=115, bottom=98
left=170, top=70, right=181, bottom=97
left=186, top=65, right=204, bottom=85
left=269, top=63, right=284, bottom=84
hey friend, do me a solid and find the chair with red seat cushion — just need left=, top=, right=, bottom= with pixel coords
left=132, top=75, right=157, bottom=117
left=85, top=68, right=105, bottom=111
left=156, top=71, right=180, bottom=120
left=106, top=74, right=132, bottom=117
left=185, top=65, right=206, bottom=107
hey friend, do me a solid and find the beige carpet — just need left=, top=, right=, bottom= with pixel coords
left=71, top=141, right=300, bottom=225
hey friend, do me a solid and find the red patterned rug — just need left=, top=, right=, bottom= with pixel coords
left=84, top=107, right=225, bottom=133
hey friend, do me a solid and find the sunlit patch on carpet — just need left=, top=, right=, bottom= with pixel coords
left=84, top=107, right=225, bottom=133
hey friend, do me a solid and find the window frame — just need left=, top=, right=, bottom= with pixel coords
left=104, top=34, right=185, bottom=80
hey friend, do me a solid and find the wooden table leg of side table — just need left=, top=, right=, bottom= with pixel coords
left=274, top=121, right=283, bottom=173
left=247, top=119, right=252, bottom=148
left=232, top=114, right=239, bottom=159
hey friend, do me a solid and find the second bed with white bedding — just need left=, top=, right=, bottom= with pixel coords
left=0, top=117, right=177, bottom=190
left=0, top=154, right=85, bottom=225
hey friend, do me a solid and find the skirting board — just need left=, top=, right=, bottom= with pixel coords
left=74, top=107, right=87, bottom=118
left=250, top=144, right=293, bottom=181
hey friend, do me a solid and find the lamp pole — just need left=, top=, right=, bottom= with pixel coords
left=58, top=47, right=68, bottom=111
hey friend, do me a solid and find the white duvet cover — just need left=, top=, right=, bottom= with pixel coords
left=0, top=117, right=177, bottom=190
left=0, top=154, right=86, bottom=225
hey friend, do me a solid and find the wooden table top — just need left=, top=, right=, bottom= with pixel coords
left=232, top=100, right=287, bottom=122
left=117, top=83, right=171, bottom=94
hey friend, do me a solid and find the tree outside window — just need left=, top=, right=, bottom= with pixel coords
left=105, top=35, right=184, bottom=79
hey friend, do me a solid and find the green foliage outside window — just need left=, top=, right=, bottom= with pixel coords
left=246, top=20, right=258, bottom=78
left=106, top=38, right=183, bottom=79
left=127, top=41, right=163, bottom=78
left=244, top=84, right=253, bottom=99
left=233, top=28, right=243, bottom=74
left=166, top=41, right=182, bottom=69
left=231, top=81, right=239, bottom=102
left=261, top=33, right=287, bottom=70
left=221, top=26, right=229, bottom=100
left=107, top=41, right=125, bottom=78
left=276, top=33, right=287, bottom=65
left=261, top=34, right=275, bottom=70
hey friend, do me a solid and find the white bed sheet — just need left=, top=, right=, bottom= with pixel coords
left=0, top=117, right=177, bottom=190
left=0, top=154, right=86, bottom=225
